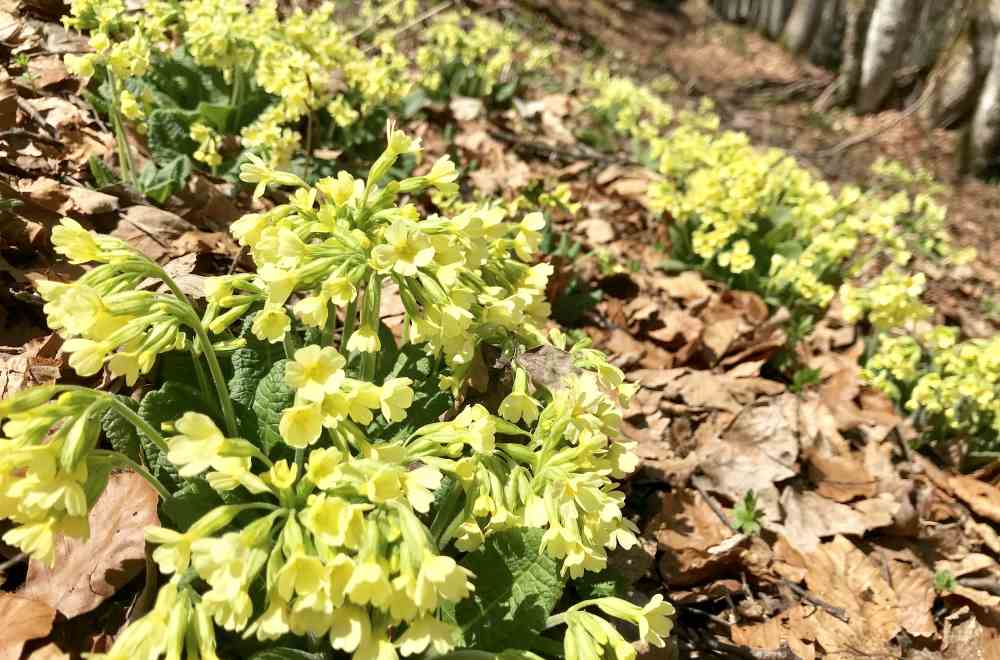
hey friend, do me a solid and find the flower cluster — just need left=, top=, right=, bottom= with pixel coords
left=582, top=69, right=972, bottom=315
left=2, top=128, right=670, bottom=659
left=864, top=328, right=1000, bottom=451
left=63, top=0, right=551, bottom=173
left=415, top=9, right=552, bottom=101
left=209, top=123, right=552, bottom=392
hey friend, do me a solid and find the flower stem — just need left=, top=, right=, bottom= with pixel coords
left=193, top=322, right=239, bottom=437
left=108, top=72, right=137, bottom=189
left=92, top=449, right=171, bottom=500
left=339, top=298, right=357, bottom=356
left=104, top=395, right=169, bottom=455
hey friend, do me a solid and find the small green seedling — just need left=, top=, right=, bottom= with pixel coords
left=733, top=490, right=764, bottom=535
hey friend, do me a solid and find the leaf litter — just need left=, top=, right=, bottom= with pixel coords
left=1, top=1, right=999, bottom=658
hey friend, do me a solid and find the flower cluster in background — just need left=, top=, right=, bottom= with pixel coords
left=581, top=69, right=994, bottom=452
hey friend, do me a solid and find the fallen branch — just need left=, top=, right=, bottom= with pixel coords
left=691, top=478, right=736, bottom=532
left=778, top=578, right=851, bottom=624
left=0, top=128, right=62, bottom=147
left=15, top=98, right=58, bottom=138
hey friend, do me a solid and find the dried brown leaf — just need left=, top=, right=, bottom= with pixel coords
left=0, top=593, right=56, bottom=660
left=949, top=474, right=1000, bottom=524
left=803, top=535, right=900, bottom=656
left=20, top=472, right=159, bottom=618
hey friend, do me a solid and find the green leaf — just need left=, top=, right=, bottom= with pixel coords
left=444, top=527, right=565, bottom=652
left=161, top=478, right=222, bottom=531
left=573, top=567, right=625, bottom=599
left=101, top=394, right=141, bottom=462
left=137, top=380, right=212, bottom=491
left=147, top=108, right=198, bottom=161
left=137, top=155, right=192, bottom=204
left=368, top=342, right=452, bottom=440
left=732, top=490, right=763, bottom=535
left=89, top=156, right=117, bottom=187
left=228, top=335, right=283, bottom=444
left=252, top=359, right=295, bottom=455
left=246, top=648, right=326, bottom=660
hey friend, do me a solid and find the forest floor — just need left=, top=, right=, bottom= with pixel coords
left=1, top=0, right=1000, bottom=658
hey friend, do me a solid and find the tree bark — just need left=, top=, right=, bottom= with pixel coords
left=782, top=0, right=825, bottom=54
left=856, top=0, right=922, bottom=113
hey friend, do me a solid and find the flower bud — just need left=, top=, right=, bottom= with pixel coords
left=0, top=385, right=57, bottom=417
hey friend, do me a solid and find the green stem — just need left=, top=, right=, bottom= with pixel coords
left=104, top=395, right=169, bottom=455
left=144, top=262, right=238, bottom=437
left=108, top=73, right=137, bottom=188
left=190, top=349, right=214, bottom=408
left=339, top=298, right=358, bottom=356
left=193, top=323, right=239, bottom=438
left=283, top=331, right=298, bottom=361
left=92, top=449, right=170, bottom=499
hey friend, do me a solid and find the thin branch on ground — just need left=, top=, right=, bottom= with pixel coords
left=0, top=128, right=62, bottom=147
left=15, top=98, right=58, bottom=138
left=777, top=578, right=851, bottom=624
left=691, top=478, right=736, bottom=532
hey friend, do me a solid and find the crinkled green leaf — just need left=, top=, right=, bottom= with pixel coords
left=247, top=648, right=325, bottom=660
left=160, top=478, right=221, bottom=532
left=252, top=359, right=295, bottom=455
left=228, top=334, right=283, bottom=444
left=101, top=394, right=141, bottom=463
left=147, top=108, right=198, bottom=161
left=573, top=567, right=625, bottom=599
left=137, top=380, right=211, bottom=491
left=368, top=342, right=452, bottom=440
left=444, top=527, right=565, bottom=652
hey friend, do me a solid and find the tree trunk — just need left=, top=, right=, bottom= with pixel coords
left=816, top=0, right=872, bottom=109
left=856, top=0, right=922, bottom=113
left=964, top=4, right=1000, bottom=173
left=782, top=0, right=825, bottom=54
left=922, top=30, right=982, bottom=128
left=809, top=0, right=848, bottom=69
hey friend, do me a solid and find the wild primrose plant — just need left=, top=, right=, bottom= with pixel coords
left=1, top=127, right=673, bottom=659
left=63, top=0, right=550, bottom=201
left=581, top=71, right=973, bottom=350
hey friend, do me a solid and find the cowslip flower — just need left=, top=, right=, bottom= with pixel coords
left=285, top=346, right=346, bottom=402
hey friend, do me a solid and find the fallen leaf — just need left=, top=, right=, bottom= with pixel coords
left=949, top=474, right=1000, bottom=524
left=20, top=472, right=159, bottom=618
left=646, top=490, right=736, bottom=588
left=0, top=593, right=56, bottom=660
left=449, top=96, right=484, bottom=121
left=577, top=218, right=615, bottom=244
left=731, top=606, right=816, bottom=660
left=112, top=205, right=197, bottom=262
left=656, top=271, right=712, bottom=302
left=803, top=535, right=900, bottom=656
left=887, top=558, right=936, bottom=637
left=27, top=643, right=69, bottom=660
left=778, top=489, right=869, bottom=552
left=696, top=394, right=800, bottom=518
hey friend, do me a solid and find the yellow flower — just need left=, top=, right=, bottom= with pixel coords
left=264, top=459, right=298, bottom=491
left=371, top=221, right=435, bottom=277
left=405, top=465, right=442, bottom=514
left=397, top=616, right=456, bottom=656
left=51, top=218, right=101, bottom=264
left=252, top=304, right=290, bottom=343
left=322, top=276, right=357, bottom=307
left=329, top=604, right=370, bottom=653
left=285, top=345, right=346, bottom=402
left=379, top=377, right=414, bottom=422
left=63, top=338, right=112, bottom=376
left=304, top=447, right=343, bottom=490
left=167, top=412, right=228, bottom=477
left=279, top=401, right=323, bottom=448
left=513, top=211, right=546, bottom=261
left=346, top=325, right=380, bottom=354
